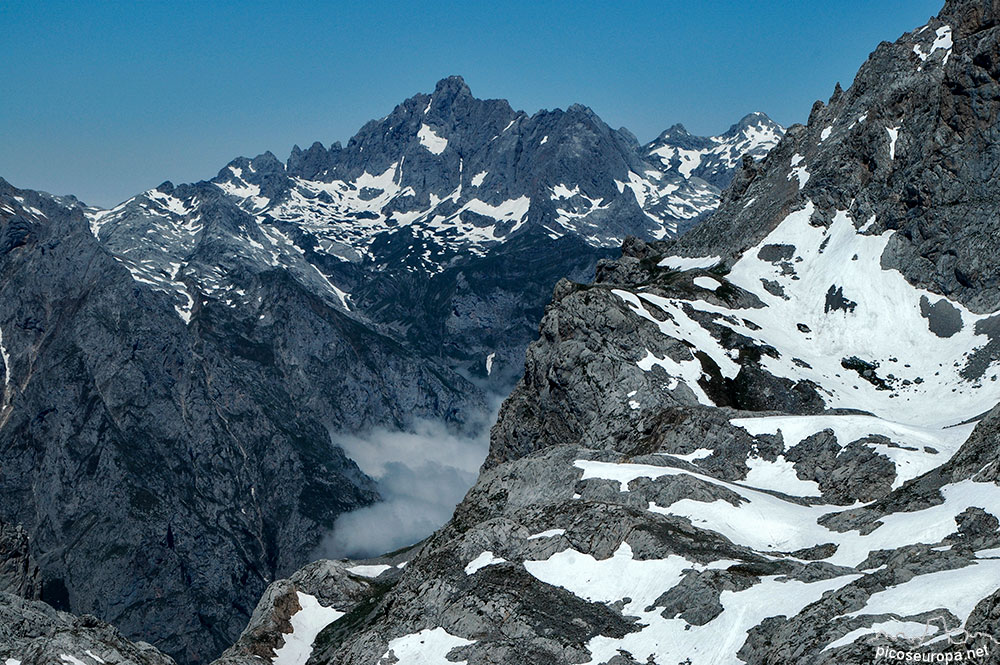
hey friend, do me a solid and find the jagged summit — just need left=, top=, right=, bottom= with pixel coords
left=721, top=110, right=783, bottom=136
left=644, top=110, right=784, bottom=189
left=655, top=121, right=692, bottom=138
left=430, top=73, right=473, bottom=99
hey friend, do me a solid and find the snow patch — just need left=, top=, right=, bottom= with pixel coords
left=634, top=348, right=710, bottom=404
left=272, top=592, right=344, bottom=665
left=146, top=189, right=191, bottom=216
left=524, top=542, right=724, bottom=613
left=465, top=550, right=506, bottom=574
left=381, top=627, right=474, bottom=664
left=657, top=255, right=721, bottom=271
left=347, top=564, right=391, bottom=578
left=693, top=275, right=721, bottom=291
left=0, top=326, right=11, bottom=392
left=668, top=448, right=714, bottom=462
left=675, top=148, right=704, bottom=178
left=417, top=124, right=448, bottom=155
left=788, top=154, right=810, bottom=189
left=527, top=528, right=566, bottom=540
left=913, top=25, right=953, bottom=65
left=887, top=126, right=900, bottom=160
left=744, top=455, right=821, bottom=497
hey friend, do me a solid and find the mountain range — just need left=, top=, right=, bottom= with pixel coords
left=89, top=77, right=781, bottom=387
left=198, top=1, right=1000, bottom=663
left=0, top=76, right=781, bottom=663
left=20, top=0, right=1000, bottom=661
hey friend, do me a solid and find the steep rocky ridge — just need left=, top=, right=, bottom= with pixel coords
left=0, top=593, right=176, bottom=665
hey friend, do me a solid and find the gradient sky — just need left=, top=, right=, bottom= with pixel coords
left=2, top=0, right=943, bottom=207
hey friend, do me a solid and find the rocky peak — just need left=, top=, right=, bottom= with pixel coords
left=659, top=122, right=692, bottom=138
left=286, top=141, right=336, bottom=179
left=721, top=111, right=782, bottom=138
left=430, top=74, right=474, bottom=102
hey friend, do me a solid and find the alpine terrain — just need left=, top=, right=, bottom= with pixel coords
left=162, top=1, right=1000, bottom=664
left=0, top=75, right=780, bottom=662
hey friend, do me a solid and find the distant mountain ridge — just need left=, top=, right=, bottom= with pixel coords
left=645, top=111, right=784, bottom=189
left=87, top=76, right=782, bottom=384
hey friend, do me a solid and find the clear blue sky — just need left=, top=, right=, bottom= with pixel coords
left=1, top=0, right=943, bottom=207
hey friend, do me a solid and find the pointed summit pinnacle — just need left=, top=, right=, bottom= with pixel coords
left=433, top=75, right=472, bottom=100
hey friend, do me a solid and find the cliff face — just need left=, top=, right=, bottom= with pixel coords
left=0, top=181, right=381, bottom=663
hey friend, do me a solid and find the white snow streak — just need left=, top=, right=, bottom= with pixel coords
left=656, top=255, right=721, bottom=271
left=527, top=528, right=566, bottom=540
left=0, top=326, right=11, bottom=391
left=271, top=592, right=344, bottom=665
left=887, top=126, right=900, bottom=160
left=465, top=551, right=506, bottom=574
